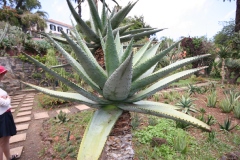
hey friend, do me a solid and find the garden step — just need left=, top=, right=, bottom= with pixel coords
left=11, top=105, right=19, bottom=108
left=34, top=112, right=49, bottom=120
left=19, top=107, right=32, bottom=111
left=75, top=105, right=90, bottom=111
left=24, top=97, right=34, bottom=101
left=14, top=116, right=31, bottom=124
left=16, top=124, right=29, bottom=131
left=17, top=111, right=32, bottom=117
left=11, top=99, right=22, bottom=102
left=10, top=133, right=26, bottom=144
left=22, top=100, right=34, bottom=104
left=56, top=109, right=70, bottom=114
left=3, top=146, right=23, bottom=160
left=11, top=102, right=20, bottom=106
left=21, top=103, right=33, bottom=107
left=25, top=94, right=35, bottom=98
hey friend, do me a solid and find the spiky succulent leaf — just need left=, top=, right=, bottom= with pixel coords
left=87, top=0, right=103, bottom=32
left=44, top=33, right=102, bottom=94
left=131, top=54, right=211, bottom=93
left=132, top=40, right=181, bottom=81
left=132, top=43, right=160, bottom=79
left=114, top=31, right=123, bottom=60
left=118, top=103, right=211, bottom=131
left=136, top=42, right=160, bottom=65
left=122, top=28, right=156, bottom=36
left=120, top=29, right=164, bottom=42
left=101, top=0, right=107, bottom=28
left=21, top=81, right=99, bottom=108
left=133, top=40, right=152, bottom=65
left=129, top=67, right=208, bottom=102
left=110, top=1, right=137, bottom=30
left=105, top=22, right=120, bottom=76
left=61, top=31, right=107, bottom=88
left=103, top=53, right=133, bottom=100
left=23, top=53, right=106, bottom=103
left=134, top=100, right=181, bottom=110
left=112, top=24, right=134, bottom=37
left=109, top=6, right=116, bottom=19
left=98, top=29, right=106, bottom=51
left=78, top=105, right=122, bottom=160
left=121, top=38, right=133, bottom=62
left=66, top=0, right=100, bottom=43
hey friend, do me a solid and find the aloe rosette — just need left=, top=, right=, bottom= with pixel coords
left=54, top=0, right=164, bottom=51
left=22, top=3, right=211, bottom=160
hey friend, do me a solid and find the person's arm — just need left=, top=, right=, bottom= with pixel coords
left=0, top=96, right=10, bottom=107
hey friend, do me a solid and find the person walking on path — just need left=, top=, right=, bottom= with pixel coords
left=0, top=66, right=18, bottom=160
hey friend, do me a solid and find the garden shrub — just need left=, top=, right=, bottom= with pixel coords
left=36, top=93, right=70, bottom=109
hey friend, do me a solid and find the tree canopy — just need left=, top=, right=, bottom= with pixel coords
left=0, top=0, right=48, bottom=31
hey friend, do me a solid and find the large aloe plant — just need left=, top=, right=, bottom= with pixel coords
left=22, top=1, right=211, bottom=159
left=56, top=0, right=163, bottom=51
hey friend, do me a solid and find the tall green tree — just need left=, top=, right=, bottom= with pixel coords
left=0, top=0, right=48, bottom=32
left=214, top=20, right=235, bottom=46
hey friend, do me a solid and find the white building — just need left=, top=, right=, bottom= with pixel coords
left=45, top=19, right=72, bottom=36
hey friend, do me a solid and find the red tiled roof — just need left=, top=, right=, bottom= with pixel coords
left=47, top=19, right=73, bottom=28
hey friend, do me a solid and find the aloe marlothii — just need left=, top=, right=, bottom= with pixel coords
left=21, top=23, right=210, bottom=160
left=22, top=21, right=211, bottom=159
left=58, top=0, right=163, bottom=50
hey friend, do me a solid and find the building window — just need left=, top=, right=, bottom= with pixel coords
left=50, top=24, right=56, bottom=31
left=66, top=29, right=70, bottom=34
left=57, top=26, right=63, bottom=32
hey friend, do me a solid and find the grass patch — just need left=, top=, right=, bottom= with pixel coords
left=133, top=117, right=240, bottom=160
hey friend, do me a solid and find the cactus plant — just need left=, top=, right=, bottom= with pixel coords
left=21, top=1, right=211, bottom=159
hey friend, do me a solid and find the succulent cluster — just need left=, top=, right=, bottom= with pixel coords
left=22, top=0, right=211, bottom=159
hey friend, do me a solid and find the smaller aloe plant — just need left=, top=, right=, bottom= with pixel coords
left=176, top=95, right=197, bottom=115
left=207, top=131, right=216, bottom=142
left=219, top=118, right=238, bottom=132
left=176, top=121, right=190, bottom=129
left=199, top=114, right=215, bottom=126
left=152, top=93, right=160, bottom=102
left=148, top=116, right=158, bottom=126
left=233, top=102, right=240, bottom=119
left=228, top=90, right=240, bottom=107
left=162, top=92, right=169, bottom=99
left=187, top=84, right=200, bottom=95
left=173, top=133, right=189, bottom=154
left=220, top=98, right=233, bottom=113
left=206, top=90, right=217, bottom=108
left=131, top=113, right=141, bottom=130
left=199, top=107, right=206, bottom=114
left=54, top=110, right=70, bottom=124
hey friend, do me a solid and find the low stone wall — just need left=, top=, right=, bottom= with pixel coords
left=0, top=56, right=74, bottom=95
left=0, top=57, right=41, bottom=94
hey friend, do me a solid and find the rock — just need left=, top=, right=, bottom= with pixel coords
left=151, top=137, right=168, bottom=147
left=220, top=151, right=240, bottom=160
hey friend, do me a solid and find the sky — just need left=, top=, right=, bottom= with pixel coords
left=40, top=0, right=236, bottom=40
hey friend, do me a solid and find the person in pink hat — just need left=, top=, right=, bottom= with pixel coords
left=0, top=66, right=17, bottom=160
